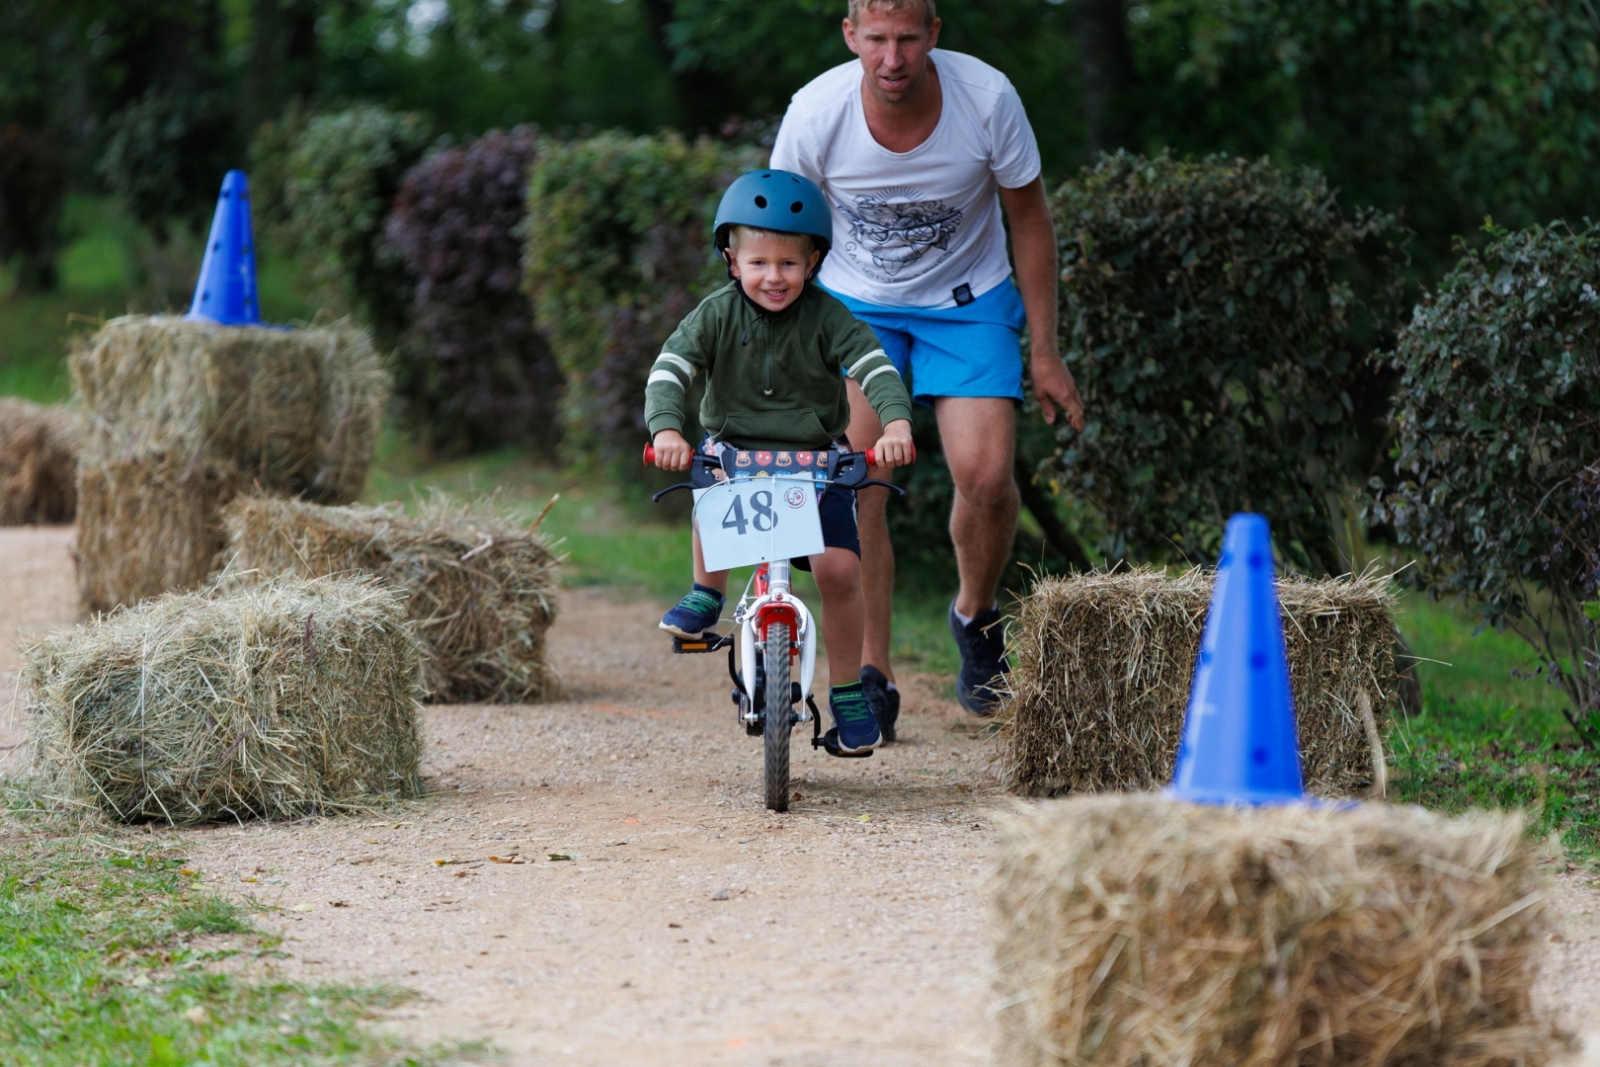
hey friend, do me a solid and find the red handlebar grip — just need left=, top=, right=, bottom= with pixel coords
left=865, top=444, right=915, bottom=468
left=643, top=444, right=656, bottom=465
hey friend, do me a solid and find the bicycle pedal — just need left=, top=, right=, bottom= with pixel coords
left=672, top=631, right=728, bottom=654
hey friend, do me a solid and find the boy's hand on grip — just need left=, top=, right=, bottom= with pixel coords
left=651, top=429, right=694, bottom=471
left=870, top=419, right=915, bottom=469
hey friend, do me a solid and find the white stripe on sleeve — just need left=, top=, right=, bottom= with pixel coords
left=859, top=365, right=902, bottom=389
left=647, top=369, right=686, bottom=390
left=846, top=349, right=889, bottom=377
left=655, top=352, right=697, bottom=380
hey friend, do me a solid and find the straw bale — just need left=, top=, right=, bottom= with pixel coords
left=999, top=568, right=1398, bottom=798
left=21, top=575, right=422, bottom=825
left=70, top=315, right=389, bottom=614
left=221, top=494, right=560, bottom=703
left=0, top=398, right=82, bottom=524
left=71, top=315, right=386, bottom=502
left=992, top=795, right=1565, bottom=1067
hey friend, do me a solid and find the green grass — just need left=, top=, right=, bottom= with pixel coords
left=0, top=819, right=480, bottom=1066
left=1391, top=597, right=1600, bottom=862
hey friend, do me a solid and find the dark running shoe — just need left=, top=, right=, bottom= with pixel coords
left=949, top=603, right=1009, bottom=716
left=659, top=584, right=725, bottom=638
left=860, top=665, right=900, bottom=743
left=829, top=682, right=881, bottom=753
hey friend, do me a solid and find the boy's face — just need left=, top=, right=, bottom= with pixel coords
left=727, top=233, right=821, bottom=313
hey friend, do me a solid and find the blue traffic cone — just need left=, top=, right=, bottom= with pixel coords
left=185, top=170, right=261, bottom=325
left=1167, top=513, right=1307, bottom=805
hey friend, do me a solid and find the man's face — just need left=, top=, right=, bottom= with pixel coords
left=843, top=6, right=941, bottom=105
left=727, top=233, right=820, bottom=313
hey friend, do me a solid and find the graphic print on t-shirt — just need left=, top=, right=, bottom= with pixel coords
left=836, top=186, right=965, bottom=282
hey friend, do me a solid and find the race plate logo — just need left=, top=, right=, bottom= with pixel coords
left=735, top=451, right=752, bottom=467
left=754, top=451, right=773, bottom=466
left=783, top=486, right=809, bottom=509
left=796, top=451, right=814, bottom=467
left=775, top=451, right=792, bottom=467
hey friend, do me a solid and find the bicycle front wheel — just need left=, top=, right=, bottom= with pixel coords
left=762, top=622, right=792, bottom=812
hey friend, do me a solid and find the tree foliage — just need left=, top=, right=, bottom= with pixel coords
left=1369, top=221, right=1600, bottom=746
left=1051, top=151, right=1409, bottom=573
left=521, top=131, right=763, bottom=460
left=273, top=105, right=436, bottom=346
left=95, top=90, right=238, bottom=240
left=1127, top=0, right=1600, bottom=273
left=0, top=125, right=70, bottom=291
left=385, top=125, right=559, bottom=455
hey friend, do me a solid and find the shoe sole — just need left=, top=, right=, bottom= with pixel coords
left=834, top=737, right=880, bottom=754
left=659, top=621, right=716, bottom=639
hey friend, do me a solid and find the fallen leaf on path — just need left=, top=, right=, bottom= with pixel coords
left=347, top=855, right=377, bottom=865
left=290, top=903, right=315, bottom=913
left=329, top=901, right=350, bottom=908
left=668, top=922, right=682, bottom=928
left=547, top=853, right=574, bottom=861
left=453, top=870, right=477, bottom=879
left=489, top=855, right=525, bottom=864
left=433, top=858, right=474, bottom=866
left=179, top=868, right=198, bottom=878
left=240, top=876, right=258, bottom=883
left=857, top=815, right=871, bottom=822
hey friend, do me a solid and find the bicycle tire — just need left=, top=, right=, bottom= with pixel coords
left=763, top=623, right=792, bottom=812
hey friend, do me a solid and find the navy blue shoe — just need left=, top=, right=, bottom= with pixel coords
left=659, top=584, right=725, bottom=638
left=829, top=682, right=881, bottom=753
left=860, top=665, right=899, bottom=743
left=949, top=603, right=1009, bottom=716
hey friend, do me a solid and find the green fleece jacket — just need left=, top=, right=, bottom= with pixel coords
left=643, top=282, right=912, bottom=451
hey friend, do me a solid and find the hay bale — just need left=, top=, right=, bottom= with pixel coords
left=0, top=398, right=82, bottom=524
left=221, top=495, right=560, bottom=703
left=22, top=574, right=422, bottom=824
left=71, top=316, right=388, bottom=614
left=999, top=568, right=1398, bottom=798
left=992, top=796, right=1565, bottom=1067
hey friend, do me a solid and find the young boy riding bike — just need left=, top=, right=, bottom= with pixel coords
left=645, top=169, right=915, bottom=754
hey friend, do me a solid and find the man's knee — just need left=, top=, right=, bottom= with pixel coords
left=952, top=462, right=1018, bottom=507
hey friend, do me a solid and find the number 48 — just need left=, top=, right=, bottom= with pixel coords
left=721, top=490, right=777, bottom=535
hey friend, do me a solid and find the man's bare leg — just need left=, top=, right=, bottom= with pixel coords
left=934, top=397, right=1018, bottom=618
left=844, top=380, right=897, bottom=683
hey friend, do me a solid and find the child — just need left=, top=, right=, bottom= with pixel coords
left=645, top=169, right=914, bottom=754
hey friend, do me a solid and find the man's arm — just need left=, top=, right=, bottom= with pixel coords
left=999, top=177, right=1084, bottom=432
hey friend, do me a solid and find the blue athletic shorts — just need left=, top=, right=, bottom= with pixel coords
left=826, top=278, right=1026, bottom=405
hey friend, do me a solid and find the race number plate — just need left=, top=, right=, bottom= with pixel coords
left=695, top=477, right=824, bottom=571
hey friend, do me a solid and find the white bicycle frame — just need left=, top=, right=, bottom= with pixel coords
left=731, top=558, right=817, bottom=729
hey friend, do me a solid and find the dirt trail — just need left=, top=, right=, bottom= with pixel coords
left=2, top=526, right=1597, bottom=1066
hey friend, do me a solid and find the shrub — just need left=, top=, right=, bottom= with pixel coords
left=384, top=126, right=558, bottom=455
left=522, top=131, right=764, bottom=461
left=1050, top=151, right=1409, bottom=573
left=96, top=91, right=237, bottom=242
left=1369, top=221, right=1600, bottom=746
left=0, top=124, right=69, bottom=291
left=277, top=106, right=435, bottom=346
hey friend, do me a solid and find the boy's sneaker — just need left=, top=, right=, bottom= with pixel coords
left=860, top=665, right=899, bottom=743
left=659, top=584, right=725, bottom=638
left=949, top=603, right=1009, bottom=716
left=829, top=682, right=881, bottom=753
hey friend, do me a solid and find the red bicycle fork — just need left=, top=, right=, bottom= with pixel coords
left=751, top=564, right=799, bottom=653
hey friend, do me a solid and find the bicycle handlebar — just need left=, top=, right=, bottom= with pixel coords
left=642, top=443, right=913, bottom=468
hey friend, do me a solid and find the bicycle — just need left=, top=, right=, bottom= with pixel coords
left=643, top=441, right=906, bottom=812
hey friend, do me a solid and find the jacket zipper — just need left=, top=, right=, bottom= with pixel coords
left=761, top=315, right=773, bottom=396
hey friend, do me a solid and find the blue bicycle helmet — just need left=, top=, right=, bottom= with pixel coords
left=713, top=170, right=833, bottom=269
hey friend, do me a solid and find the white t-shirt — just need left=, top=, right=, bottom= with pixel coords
left=770, top=49, right=1042, bottom=310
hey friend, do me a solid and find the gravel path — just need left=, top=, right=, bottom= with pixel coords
left=1, top=526, right=1596, bottom=1065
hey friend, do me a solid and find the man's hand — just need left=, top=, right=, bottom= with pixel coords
left=1031, top=346, right=1085, bottom=432
left=870, top=418, right=915, bottom=468
left=652, top=429, right=695, bottom=471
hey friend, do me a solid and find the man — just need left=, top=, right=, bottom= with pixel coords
left=771, top=0, right=1085, bottom=726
